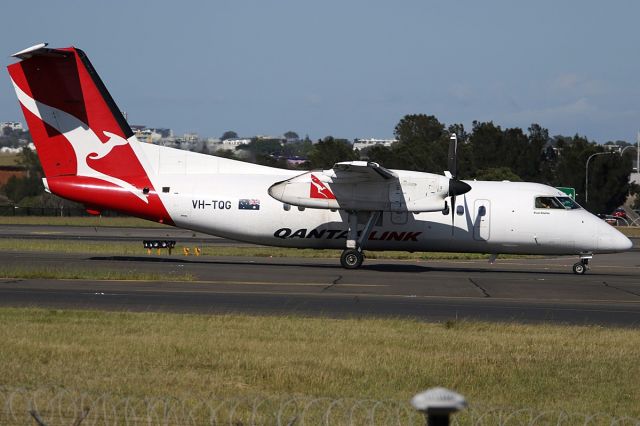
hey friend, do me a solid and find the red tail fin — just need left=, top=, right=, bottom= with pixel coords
left=7, top=43, right=172, bottom=224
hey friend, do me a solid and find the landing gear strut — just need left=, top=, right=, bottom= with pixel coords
left=572, top=254, right=592, bottom=275
left=340, top=211, right=380, bottom=269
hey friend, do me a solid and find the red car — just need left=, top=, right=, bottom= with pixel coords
left=612, top=208, right=628, bottom=219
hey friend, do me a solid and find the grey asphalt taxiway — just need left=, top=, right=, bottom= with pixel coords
left=1, top=225, right=639, bottom=325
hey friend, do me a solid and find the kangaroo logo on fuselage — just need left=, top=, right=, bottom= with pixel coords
left=11, top=80, right=148, bottom=203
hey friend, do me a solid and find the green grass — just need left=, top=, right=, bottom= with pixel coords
left=0, top=265, right=193, bottom=281
left=0, top=215, right=167, bottom=227
left=0, top=308, right=638, bottom=417
left=0, top=238, right=506, bottom=260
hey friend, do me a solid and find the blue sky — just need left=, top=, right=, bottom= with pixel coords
left=2, top=0, right=639, bottom=143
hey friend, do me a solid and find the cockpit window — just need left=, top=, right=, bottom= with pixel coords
left=556, top=196, right=581, bottom=210
left=535, top=196, right=565, bottom=209
left=535, top=196, right=581, bottom=210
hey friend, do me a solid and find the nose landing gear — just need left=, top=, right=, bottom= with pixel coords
left=572, top=253, right=592, bottom=275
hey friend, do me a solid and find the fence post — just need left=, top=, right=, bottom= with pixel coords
left=411, top=387, right=466, bottom=426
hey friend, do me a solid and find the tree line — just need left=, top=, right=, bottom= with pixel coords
left=307, top=115, right=637, bottom=214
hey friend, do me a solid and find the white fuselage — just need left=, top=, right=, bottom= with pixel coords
left=132, top=142, right=631, bottom=256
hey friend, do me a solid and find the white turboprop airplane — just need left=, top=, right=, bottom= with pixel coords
left=7, top=43, right=633, bottom=274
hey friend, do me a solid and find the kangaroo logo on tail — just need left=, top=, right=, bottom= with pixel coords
left=11, top=79, right=148, bottom=203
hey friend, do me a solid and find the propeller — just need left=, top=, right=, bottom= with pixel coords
left=446, top=133, right=471, bottom=235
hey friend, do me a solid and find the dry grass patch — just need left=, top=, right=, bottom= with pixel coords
left=0, top=308, right=638, bottom=417
left=0, top=216, right=167, bottom=227
left=620, top=226, right=640, bottom=237
left=0, top=265, right=193, bottom=281
left=0, top=153, right=19, bottom=166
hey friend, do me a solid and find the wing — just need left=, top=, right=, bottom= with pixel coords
left=268, top=161, right=449, bottom=212
left=330, top=161, right=397, bottom=182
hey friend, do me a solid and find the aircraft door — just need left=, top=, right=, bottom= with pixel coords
left=473, top=199, right=491, bottom=241
left=389, top=181, right=408, bottom=224
left=169, top=187, right=190, bottom=223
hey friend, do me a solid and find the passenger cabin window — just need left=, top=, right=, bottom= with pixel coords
left=535, top=196, right=580, bottom=210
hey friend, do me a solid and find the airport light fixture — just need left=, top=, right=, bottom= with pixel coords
left=620, top=145, right=639, bottom=172
left=585, top=152, right=616, bottom=204
left=411, top=387, right=466, bottom=426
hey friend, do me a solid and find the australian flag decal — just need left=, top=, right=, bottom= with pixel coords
left=239, top=199, right=260, bottom=210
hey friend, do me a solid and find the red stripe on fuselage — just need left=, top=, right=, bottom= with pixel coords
left=47, top=176, right=174, bottom=225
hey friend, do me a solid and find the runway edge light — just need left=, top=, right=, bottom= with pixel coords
left=411, top=387, right=467, bottom=426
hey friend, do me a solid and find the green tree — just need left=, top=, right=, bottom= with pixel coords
left=220, top=131, right=238, bottom=141
left=283, top=131, right=299, bottom=141
left=213, top=149, right=237, bottom=160
left=382, top=114, right=448, bottom=172
left=1, top=147, right=44, bottom=204
left=553, top=135, right=631, bottom=213
left=308, top=137, right=357, bottom=169
left=475, top=167, right=522, bottom=181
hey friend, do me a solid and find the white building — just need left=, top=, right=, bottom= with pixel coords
left=353, top=138, right=397, bottom=151
left=1, top=121, right=24, bottom=131
left=134, top=128, right=163, bottom=144
left=217, top=138, right=252, bottom=151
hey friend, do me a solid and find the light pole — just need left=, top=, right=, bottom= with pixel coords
left=585, top=152, right=615, bottom=204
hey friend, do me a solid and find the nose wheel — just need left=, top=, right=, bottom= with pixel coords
left=572, top=262, right=587, bottom=275
left=572, top=254, right=591, bottom=275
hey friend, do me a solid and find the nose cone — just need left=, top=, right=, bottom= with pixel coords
left=449, top=180, right=471, bottom=196
left=268, top=181, right=286, bottom=201
left=598, top=226, right=633, bottom=252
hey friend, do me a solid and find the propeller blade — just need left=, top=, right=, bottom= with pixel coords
left=448, top=133, right=458, bottom=180
left=451, top=194, right=456, bottom=235
left=446, top=133, right=471, bottom=236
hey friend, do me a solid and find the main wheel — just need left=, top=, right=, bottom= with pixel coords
left=340, top=249, right=364, bottom=269
left=572, top=262, right=586, bottom=275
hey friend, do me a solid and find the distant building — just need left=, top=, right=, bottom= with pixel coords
left=134, top=129, right=162, bottom=144
left=1, top=121, right=24, bottom=132
left=352, top=138, right=397, bottom=151
left=286, top=156, right=308, bottom=167
left=130, top=125, right=173, bottom=144
left=604, top=143, right=626, bottom=153
left=218, top=138, right=252, bottom=151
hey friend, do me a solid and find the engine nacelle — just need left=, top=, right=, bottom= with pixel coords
left=268, top=170, right=452, bottom=212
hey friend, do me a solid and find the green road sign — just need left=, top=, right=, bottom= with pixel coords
left=556, top=187, right=576, bottom=199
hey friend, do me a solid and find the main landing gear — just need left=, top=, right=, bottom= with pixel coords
left=572, top=253, right=592, bottom=275
left=339, top=211, right=380, bottom=269
left=340, top=248, right=364, bottom=269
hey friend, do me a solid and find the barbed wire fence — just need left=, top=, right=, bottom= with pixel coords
left=1, top=387, right=639, bottom=426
